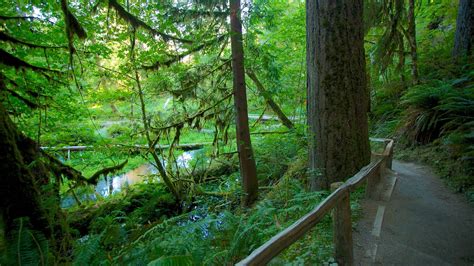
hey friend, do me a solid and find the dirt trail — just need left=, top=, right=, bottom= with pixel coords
left=354, top=160, right=474, bottom=265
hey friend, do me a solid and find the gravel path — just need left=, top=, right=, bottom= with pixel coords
left=354, top=160, right=474, bottom=265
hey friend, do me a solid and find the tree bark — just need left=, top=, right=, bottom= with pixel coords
left=398, top=34, right=407, bottom=87
left=453, top=0, right=474, bottom=57
left=407, top=0, right=419, bottom=84
left=230, top=0, right=258, bottom=206
left=246, top=70, right=295, bottom=129
left=306, top=0, right=371, bottom=190
left=0, top=96, right=88, bottom=257
left=0, top=97, right=71, bottom=257
left=0, top=102, right=50, bottom=235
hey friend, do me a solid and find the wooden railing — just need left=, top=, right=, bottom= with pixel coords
left=236, top=138, right=394, bottom=266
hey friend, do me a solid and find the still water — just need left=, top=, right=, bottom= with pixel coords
left=61, top=150, right=200, bottom=208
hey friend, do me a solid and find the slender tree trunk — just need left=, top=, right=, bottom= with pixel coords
left=246, top=70, right=295, bottom=129
left=306, top=0, right=371, bottom=190
left=230, top=0, right=258, bottom=206
left=453, top=0, right=474, bottom=57
left=129, top=28, right=180, bottom=200
left=134, top=70, right=180, bottom=200
left=398, top=34, right=407, bottom=87
left=407, top=0, right=419, bottom=84
left=306, top=0, right=318, bottom=189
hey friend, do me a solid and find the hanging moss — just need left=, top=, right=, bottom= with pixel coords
left=106, top=0, right=192, bottom=44
left=60, top=0, right=87, bottom=57
left=0, top=49, right=57, bottom=72
left=142, top=35, right=227, bottom=70
left=0, top=32, right=65, bottom=50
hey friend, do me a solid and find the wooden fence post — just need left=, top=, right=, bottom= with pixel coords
left=387, top=148, right=393, bottom=170
left=366, top=163, right=381, bottom=199
left=331, top=182, right=353, bottom=266
left=383, top=139, right=393, bottom=170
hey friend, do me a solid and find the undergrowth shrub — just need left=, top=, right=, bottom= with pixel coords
left=254, top=130, right=301, bottom=183
left=370, top=79, right=405, bottom=138
left=394, top=68, right=474, bottom=198
left=400, top=78, right=474, bottom=145
left=0, top=218, right=50, bottom=266
left=72, top=178, right=356, bottom=265
left=68, top=131, right=366, bottom=265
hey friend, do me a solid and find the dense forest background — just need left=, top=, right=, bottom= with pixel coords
left=0, top=0, right=472, bottom=264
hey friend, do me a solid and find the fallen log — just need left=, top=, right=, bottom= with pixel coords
left=41, top=142, right=212, bottom=152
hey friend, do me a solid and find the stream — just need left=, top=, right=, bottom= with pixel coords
left=61, top=149, right=202, bottom=208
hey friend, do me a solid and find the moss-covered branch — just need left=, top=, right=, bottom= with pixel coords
left=61, top=0, right=87, bottom=56
left=142, top=35, right=227, bottom=70
left=0, top=48, right=60, bottom=73
left=164, top=6, right=228, bottom=22
left=151, top=93, right=232, bottom=132
left=0, top=15, right=39, bottom=21
left=107, top=0, right=192, bottom=44
left=87, top=160, right=128, bottom=185
left=0, top=31, right=67, bottom=50
left=2, top=87, right=38, bottom=109
left=42, top=150, right=128, bottom=185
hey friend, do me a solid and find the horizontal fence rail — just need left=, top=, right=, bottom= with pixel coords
left=237, top=138, right=394, bottom=266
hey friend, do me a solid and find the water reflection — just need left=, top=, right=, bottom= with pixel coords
left=95, top=164, right=158, bottom=197
left=61, top=150, right=201, bottom=208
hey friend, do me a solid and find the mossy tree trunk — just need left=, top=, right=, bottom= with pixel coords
left=407, top=0, right=419, bottom=84
left=306, top=0, right=371, bottom=190
left=0, top=78, right=70, bottom=257
left=0, top=102, right=61, bottom=243
left=453, top=0, right=473, bottom=57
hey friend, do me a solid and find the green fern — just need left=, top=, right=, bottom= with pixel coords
left=3, top=218, right=49, bottom=266
left=73, top=234, right=103, bottom=265
left=401, top=78, right=474, bottom=144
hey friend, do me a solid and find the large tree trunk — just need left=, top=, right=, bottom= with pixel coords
left=407, top=0, right=419, bottom=84
left=0, top=102, right=50, bottom=234
left=230, top=0, right=258, bottom=206
left=453, top=0, right=474, bottom=57
left=306, top=0, right=371, bottom=190
left=0, top=100, right=71, bottom=261
left=0, top=78, right=84, bottom=260
left=246, top=70, right=295, bottom=129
